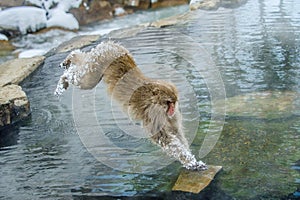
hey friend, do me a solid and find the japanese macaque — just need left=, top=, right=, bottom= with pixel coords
left=55, top=41, right=207, bottom=171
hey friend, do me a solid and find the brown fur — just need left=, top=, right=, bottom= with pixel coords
left=55, top=41, right=207, bottom=170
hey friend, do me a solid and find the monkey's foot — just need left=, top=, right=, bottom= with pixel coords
left=184, top=160, right=208, bottom=171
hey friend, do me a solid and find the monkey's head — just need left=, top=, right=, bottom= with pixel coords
left=129, top=81, right=182, bottom=137
left=60, top=49, right=86, bottom=69
left=151, top=82, right=178, bottom=118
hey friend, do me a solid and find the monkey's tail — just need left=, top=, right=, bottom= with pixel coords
left=54, top=41, right=132, bottom=96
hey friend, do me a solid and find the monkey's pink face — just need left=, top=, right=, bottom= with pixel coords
left=167, top=101, right=176, bottom=117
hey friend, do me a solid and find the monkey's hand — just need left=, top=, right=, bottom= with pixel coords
left=184, top=160, right=208, bottom=171
left=161, top=135, right=208, bottom=171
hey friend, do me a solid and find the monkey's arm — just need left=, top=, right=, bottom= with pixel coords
left=152, top=133, right=207, bottom=171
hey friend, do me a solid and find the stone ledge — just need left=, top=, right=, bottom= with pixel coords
left=0, top=56, right=45, bottom=127
left=50, top=34, right=101, bottom=54
left=0, top=84, right=30, bottom=126
left=0, top=56, right=45, bottom=87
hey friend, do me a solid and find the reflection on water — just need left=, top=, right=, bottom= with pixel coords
left=0, top=0, right=300, bottom=199
left=186, top=0, right=300, bottom=97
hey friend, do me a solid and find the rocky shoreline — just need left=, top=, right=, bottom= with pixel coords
left=0, top=0, right=188, bottom=129
left=0, top=0, right=189, bottom=39
left=0, top=0, right=250, bottom=128
left=0, top=56, right=45, bottom=128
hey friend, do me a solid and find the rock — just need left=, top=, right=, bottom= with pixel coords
left=151, top=0, right=189, bottom=9
left=124, top=0, right=188, bottom=9
left=0, top=84, right=30, bottom=126
left=124, top=0, right=151, bottom=9
left=0, top=40, right=15, bottom=56
left=150, top=12, right=189, bottom=28
left=138, top=0, right=151, bottom=9
left=0, top=0, right=24, bottom=8
left=0, top=56, right=45, bottom=87
left=218, top=91, right=300, bottom=119
left=125, top=0, right=141, bottom=7
left=0, top=56, right=45, bottom=128
left=150, top=15, right=182, bottom=28
left=172, top=165, right=222, bottom=193
left=51, top=35, right=101, bottom=54
left=70, top=0, right=113, bottom=26
left=109, top=25, right=146, bottom=39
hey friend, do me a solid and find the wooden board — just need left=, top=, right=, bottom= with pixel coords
left=172, top=165, right=222, bottom=193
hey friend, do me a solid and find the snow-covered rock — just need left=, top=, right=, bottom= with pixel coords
left=0, top=6, right=47, bottom=34
left=0, top=33, right=8, bottom=41
left=46, top=7, right=79, bottom=30
left=26, top=0, right=82, bottom=12
left=0, top=1, right=82, bottom=36
left=27, top=0, right=81, bottom=30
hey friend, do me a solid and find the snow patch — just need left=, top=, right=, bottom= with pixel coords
left=27, top=0, right=82, bottom=30
left=0, top=1, right=82, bottom=35
left=114, top=7, right=126, bottom=16
left=0, top=34, right=8, bottom=41
left=26, top=0, right=58, bottom=12
left=189, top=0, right=204, bottom=4
left=55, top=0, right=82, bottom=12
left=46, top=8, right=79, bottom=30
left=18, top=49, right=47, bottom=58
left=0, top=7, right=47, bottom=34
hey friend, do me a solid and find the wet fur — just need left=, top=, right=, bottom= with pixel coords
left=55, top=41, right=207, bottom=170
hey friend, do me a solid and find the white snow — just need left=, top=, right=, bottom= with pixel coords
left=162, top=134, right=207, bottom=170
left=46, top=7, right=79, bottom=30
left=114, top=7, right=126, bottom=16
left=18, top=49, right=47, bottom=58
left=189, top=0, right=204, bottom=5
left=0, top=34, right=8, bottom=41
left=54, top=0, right=82, bottom=12
left=0, top=7, right=47, bottom=34
left=0, top=1, right=82, bottom=35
